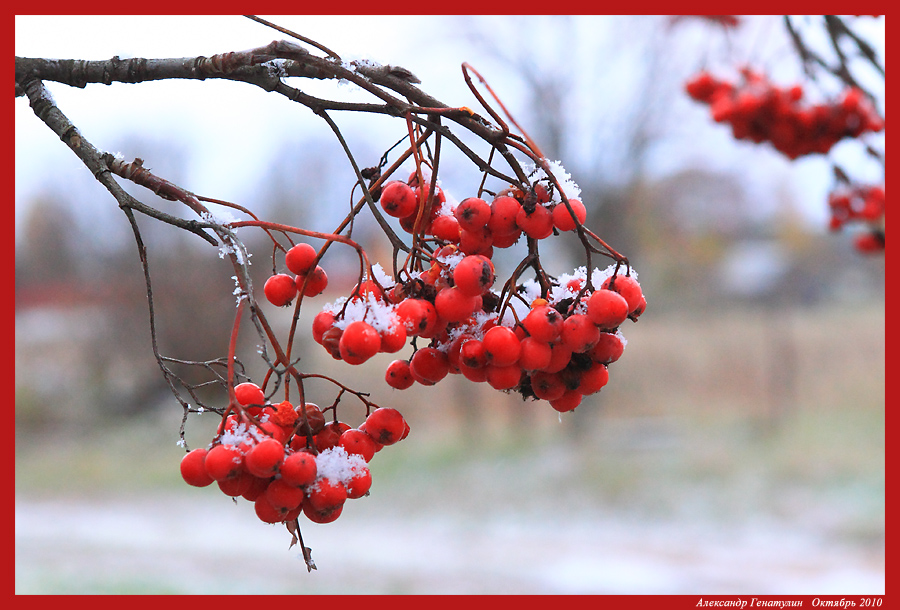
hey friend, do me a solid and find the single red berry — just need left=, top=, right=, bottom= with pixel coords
left=539, top=341, right=574, bottom=374
left=453, top=255, right=495, bottom=297
left=385, top=359, right=415, bottom=390
left=518, top=336, right=553, bottom=371
left=285, top=243, right=318, bottom=275
left=587, top=331, right=626, bottom=364
left=364, top=407, right=407, bottom=445
left=552, top=199, right=587, bottom=231
left=307, top=477, right=348, bottom=512
left=579, top=362, right=610, bottom=395
left=431, top=214, right=461, bottom=243
left=234, top=382, right=265, bottom=407
left=529, top=371, right=566, bottom=402
left=488, top=195, right=522, bottom=236
left=522, top=305, right=564, bottom=343
left=482, top=326, right=521, bottom=367
left=303, top=501, right=343, bottom=524
left=345, top=465, right=372, bottom=499
left=339, top=320, right=382, bottom=364
left=460, top=338, right=488, bottom=369
left=264, top=274, right=298, bottom=307
left=458, top=227, right=494, bottom=256
left=312, top=310, right=336, bottom=344
left=379, top=321, right=407, bottom=354
left=516, top=204, right=554, bottom=239
left=454, top=197, right=491, bottom=231
left=280, top=451, right=318, bottom=487
left=561, top=314, right=601, bottom=353
left=204, top=444, right=244, bottom=481
left=266, top=478, right=306, bottom=511
left=244, top=437, right=285, bottom=478
left=485, top=363, right=523, bottom=390
left=491, top=228, right=522, bottom=249
left=339, top=428, right=378, bottom=462
left=550, top=389, right=583, bottom=412
left=296, top=266, right=328, bottom=297
left=409, top=347, right=450, bottom=385
left=296, top=402, right=326, bottom=436
left=180, top=448, right=214, bottom=487
left=380, top=180, right=418, bottom=218
left=586, top=289, right=629, bottom=331
left=396, top=298, right=438, bottom=337
left=435, top=286, right=479, bottom=322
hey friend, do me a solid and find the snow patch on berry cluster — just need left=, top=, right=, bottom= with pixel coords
left=523, top=159, right=582, bottom=205
left=313, top=446, right=368, bottom=488
left=369, top=263, right=396, bottom=289
left=325, top=293, right=398, bottom=333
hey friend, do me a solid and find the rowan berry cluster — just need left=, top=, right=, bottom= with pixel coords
left=306, top=170, right=644, bottom=413
left=685, top=68, right=884, bottom=159
left=828, top=183, right=885, bottom=254
left=180, top=380, right=409, bottom=526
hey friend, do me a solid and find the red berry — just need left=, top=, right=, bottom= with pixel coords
left=431, top=214, right=461, bottom=243
left=244, top=437, right=285, bottom=478
left=204, top=444, right=244, bottom=481
left=307, top=477, right=348, bottom=512
left=454, top=197, right=492, bottom=231
left=486, top=363, right=523, bottom=390
left=396, top=298, right=438, bottom=337
left=586, top=289, right=629, bottom=330
left=180, top=448, right=214, bottom=487
left=312, top=310, right=336, bottom=344
left=530, top=371, right=566, bottom=401
left=380, top=180, right=418, bottom=218
left=579, top=362, right=610, bottom=395
left=561, top=314, right=601, bottom=353
left=339, top=429, right=378, bottom=462
left=385, top=359, right=415, bottom=390
left=552, top=199, right=587, bottom=231
left=280, top=451, right=318, bottom=487
left=488, top=196, right=522, bottom=236
left=364, top=407, right=407, bottom=445
left=234, top=382, right=265, bottom=407
left=264, top=274, right=298, bottom=307
left=453, top=255, right=495, bottom=297
left=458, top=227, right=494, bottom=256
left=518, top=336, right=553, bottom=371
left=378, top=322, right=407, bottom=353
left=409, top=347, right=450, bottom=385
left=550, top=389, right=583, bottom=412
left=482, top=326, right=521, bottom=367
left=435, top=286, right=479, bottom=322
left=345, top=465, right=372, bottom=499
left=460, top=338, right=488, bottom=369
left=516, top=204, right=554, bottom=239
left=522, top=305, right=564, bottom=343
left=266, top=478, right=306, bottom=511
left=241, top=474, right=272, bottom=502
left=303, top=501, right=343, bottom=524
left=587, top=332, right=626, bottom=364
left=296, top=266, right=328, bottom=297
left=217, top=472, right=254, bottom=496
left=339, top=320, right=382, bottom=364
left=285, top=243, right=318, bottom=275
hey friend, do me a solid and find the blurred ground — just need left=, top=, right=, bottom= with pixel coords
left=15, top=303, right=884, bottom=594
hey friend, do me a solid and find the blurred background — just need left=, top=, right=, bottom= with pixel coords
left=15, top=15, right=884, bottom=594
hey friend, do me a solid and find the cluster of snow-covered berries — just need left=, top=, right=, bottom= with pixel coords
left=300, top=171, right=645, bottom=413
left=180, top=381, right=409, bottom=525
left=827, top=183, right=885, bottom=254
left=685, top=68, right=884, bottom=159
